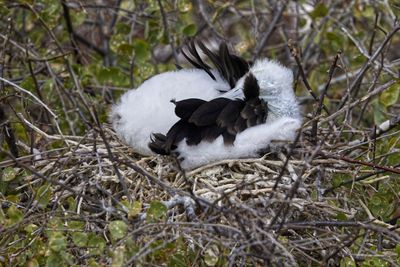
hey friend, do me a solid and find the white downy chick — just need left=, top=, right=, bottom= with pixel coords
left=112, top=41, right=301, bottom=169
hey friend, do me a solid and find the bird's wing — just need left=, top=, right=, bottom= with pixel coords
left=149, top=74, right=268, bottom=155
left=181, top=40, right=250, bottom=89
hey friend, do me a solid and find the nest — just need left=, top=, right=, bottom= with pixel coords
left=4, top=123, right=398, bottom=266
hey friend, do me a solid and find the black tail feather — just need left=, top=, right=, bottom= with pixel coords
left=182, top=40, right=250, bottom=88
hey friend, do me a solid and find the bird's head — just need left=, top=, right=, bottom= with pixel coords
left=223, top=59, right=300, bottom=121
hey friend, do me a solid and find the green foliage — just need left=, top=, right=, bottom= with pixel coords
left=108, top=220, right=128, bottom=241
left=35, top=183, right=52, bottom=208
left=121, top=200, right=142, bottom=219
left=87, top=233, right=106, bottom=255
left=340, top=257, right=357, bottom=267
left=372, top=99, right=387, bottom=125
left=2, top=167, right=18, bottom=182
left=146, top=201, right=167, bottom=222
left=182, top=24, right=197, bottom=37
left=133, top=39, right=150, bottom=62
left=379, top=82, right=400, bottom=107
left=310, top=3, right=328, bottom=19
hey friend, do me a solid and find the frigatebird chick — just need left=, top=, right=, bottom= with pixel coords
left=111, top=41, right=301, bottom=169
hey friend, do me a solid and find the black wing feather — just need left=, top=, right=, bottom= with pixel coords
left=201, top=125, right=224, bottom=142
left=149, top=95, right=268, bottom=155
left=189, top=98, right=231, bottom=126
left=173, top=99, right=206, bottom=120
left=216, top=100, right=244, bottom=128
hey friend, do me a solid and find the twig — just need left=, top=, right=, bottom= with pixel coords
left=323, top=163, right=400, bottom=194
left=0, top=106, right=19, bottom=157
left=0, top=76, right=58, bottom=119
left=323, top=233, right=361, bottom=264
left=324, top=154, right=400, bottom=174
left=193, top=0, right=226, bottom=40
left=157, top=0, right=179, bottom=64
left=311, top=52, right=341, bottom=144
left=320, top=80, right=395, bottom=124
left=253, top=1, right=287, bottom=60
left=60, top=0, right=82, bottom=62
left=337, top=24, right=400, bottom=109
left=0, top=148, right=99, bottom=205
left=91, top=106, right=132, bottom=202
left=288, top=42, right=330, bottom=115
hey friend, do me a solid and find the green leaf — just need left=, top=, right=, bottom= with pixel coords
left=88, top=258, right=100, bottom=267
left=7, top=205, right=23, bottom=225
left=336, top=212, right=347, bottom=221
left=60, top=251, right=74, bottom=265
left=108, top=220, right=128, bottom=241
left=2, top=167, right=18, bottom=181
left=130, top=201, right=142, bottom=217
left=380, top=82, right=400, bottom=107
left=124, top=237, right=139, bottom=261
left=332, top=173, right=350, bottom=188
left=49, top=233, right=67, bottom=252
left=182, top=24, right=197, bottom=37
left=70, top=9, right=86, bottom=25
left=71, top=232, right=88, bottom=247
left=117, top=43, right=134, bottom=56
left=24, top=223, right=39, bottom=234
left=26, top=258, right=40, bottom=267
left=178, top=1, right=192, bottom=12
left=133, top=39, right=150, bottom=62
left=326, top=31, right=345, bottom=50
left=146, top=201, right=167, bottom=222
left=372, top=99, right=387, bottom=125
left=116, top=23, right=131, bottom=35
left=310, top=3, right=328, bottom=19
left=340, top=257, right=356, bottom=267
left=36, top=184, right=51, bottom=208
left=67, top=196, right=77, bottom=212
left=168, top=253, right=186, bottom=267
left=0, top=179, right=8, bottom=194
left=396, top=243, right=400, bottom=256
left=98, top=67, right=120, bottom=84
left=46, top=252, right=61, bottom=267
left=369, top=193, right=392, bottom=220
left=20, top=77, right=36, bottom=91
left=111, top=245, right=125, bottom=267
left=88, top=233, right=106, bottom=255
left=121, top=200, right=142, bottom=219
left=68, top=220, right=85, bottom=230
left=204, top=245, right=219, bottom=266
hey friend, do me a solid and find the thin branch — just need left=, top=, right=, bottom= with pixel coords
left=288, top=42, right=330, bottom=115
left=320, top=80, right=395, bottom=124
left=253, top=1, right=287, bottom=60
left=0, top=76, right=58, bottom=119
left=337, top=24, right=400, bottom=109
left=311, top=52, right=341, bottom=144
left=157, top=0, right=179, bottom=64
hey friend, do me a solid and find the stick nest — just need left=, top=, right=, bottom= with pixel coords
left=3, top=123, right=397, bottom=266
